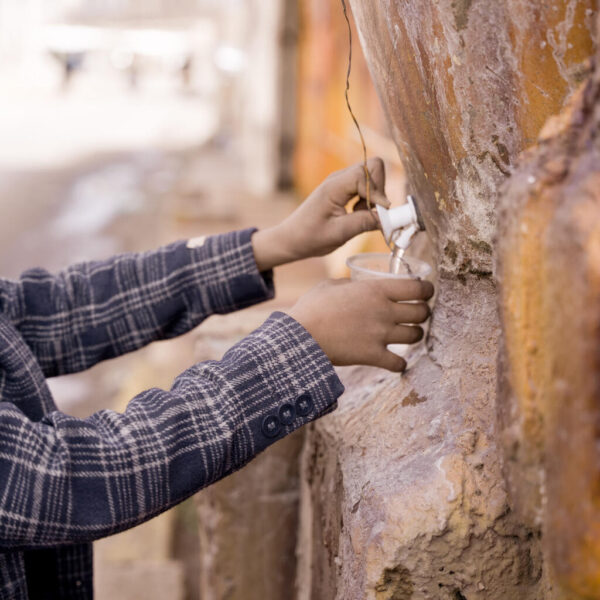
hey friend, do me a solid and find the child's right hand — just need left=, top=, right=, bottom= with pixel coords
left=287, top=278, right=433, bottom=372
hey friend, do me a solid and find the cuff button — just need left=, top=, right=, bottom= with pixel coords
left=279, top=403, right=296, bottom=425
left=262, top=415, right=282, bottom=438
left=295, top=393, right=314, bottom=417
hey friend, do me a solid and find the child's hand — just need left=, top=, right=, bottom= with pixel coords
left=253, top=158, right=389, bottom=271
left=287, top=277, right=433, bottom=372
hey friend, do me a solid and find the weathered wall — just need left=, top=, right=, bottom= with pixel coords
left=298, top=2, right=597, bottom=599
left=498, top=37, right=600, bottom=598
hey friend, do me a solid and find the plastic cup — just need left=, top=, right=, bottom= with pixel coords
left=346, top=253, right=432, bottom=281
left=346, top=253, right=432, bottom=367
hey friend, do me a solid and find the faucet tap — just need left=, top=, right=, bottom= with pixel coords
left=376, top=195, right=426, bottom=250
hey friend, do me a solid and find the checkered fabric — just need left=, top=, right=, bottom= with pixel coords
left=0, top=229, right=344, bottom=599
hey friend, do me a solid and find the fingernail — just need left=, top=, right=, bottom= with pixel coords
left=374, top=192, right=391, bottom=208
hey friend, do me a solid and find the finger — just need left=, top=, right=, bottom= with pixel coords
left=386, top=324, right=424, bottom=345
left=330, top=157, right=386, bottom=189
left=374, top=279, right=434, bottom=302
left=355, top=164, right=388, bottom=206
left=365, top=156, right=386, bottom=194
left=353, top=190, right=390, bottom=210
left=339, top=209, right=380, bottom=238
left=374, top=349, right=407, bottom=372
left=352, top=197, right=368, bottom=212
left=421, top=280, right=435, bottom=300
left=325, top=158, right=388, bottom=206
left=391, top=301, right=431, bottom=324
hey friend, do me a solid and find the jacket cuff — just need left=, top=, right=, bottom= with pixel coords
left=216, top=311, right=344, bottom=460
left=184, top=228, right=274, bottom=316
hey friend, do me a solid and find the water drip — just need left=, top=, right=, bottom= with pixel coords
left=389, top=246, right=414, bottom=276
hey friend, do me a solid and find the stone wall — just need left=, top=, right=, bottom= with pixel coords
left=498, top=33, right=600, bottom=597
left=297, top=2, right=598, bottom=599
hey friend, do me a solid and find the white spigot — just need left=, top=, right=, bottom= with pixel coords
left=376, top=195, right=425, bottom=249
left=395, top=223, right=419, bottom=251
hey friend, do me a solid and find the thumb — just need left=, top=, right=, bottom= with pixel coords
left=340, top=209, right=380, bottom=239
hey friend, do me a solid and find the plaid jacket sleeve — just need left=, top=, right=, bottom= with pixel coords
left=0, top=229, right=273, bottom=377
left=0, top=311, right=344, bottom=550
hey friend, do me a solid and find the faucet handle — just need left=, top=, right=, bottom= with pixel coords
left=376, top=196, right=425, bottom=246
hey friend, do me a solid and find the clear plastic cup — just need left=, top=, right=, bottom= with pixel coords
left=346, top=253, right=432, bottom=367
left=346, top=253, right=432, bottom=281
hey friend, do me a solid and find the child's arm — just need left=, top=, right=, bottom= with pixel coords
left=0, top=158, right=387, bottom=377
left=0, top=275, right=431, bottom=550
left=0, top=229, right=273, bottom=377
left=0, top=312, right=342, bottom=550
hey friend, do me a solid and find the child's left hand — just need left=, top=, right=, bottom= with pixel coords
left=252, top=158, right=389, bottom=271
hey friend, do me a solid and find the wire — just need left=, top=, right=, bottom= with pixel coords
left=340, top=0, right=372, bottom=211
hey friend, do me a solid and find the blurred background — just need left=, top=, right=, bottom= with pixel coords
left=0, top=1, right=404, bottom=598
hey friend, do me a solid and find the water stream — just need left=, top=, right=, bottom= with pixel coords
left=389, top=246, right=414, bottom=276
